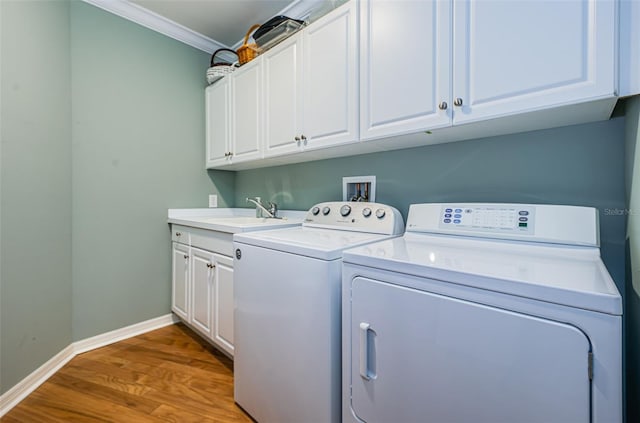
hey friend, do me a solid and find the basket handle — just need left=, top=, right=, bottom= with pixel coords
left=242, top=24, right=262, bottom=47
left=211, top=48, right=238, bottom=67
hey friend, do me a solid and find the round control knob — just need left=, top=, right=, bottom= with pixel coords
left=362, top=207, right=372, bottom=218
left=375, top=208, right=386, bottom=219
left=311, top=206, right=320, bottom=215
left=322, top=206, right=331, bottom=216
left=340, top=205, right=351, bottom=217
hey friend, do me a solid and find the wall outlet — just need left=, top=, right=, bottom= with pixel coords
left=208, top=195, right=218, bottom=208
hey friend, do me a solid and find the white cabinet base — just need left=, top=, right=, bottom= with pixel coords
left=170, top=225, right=235, bottom=357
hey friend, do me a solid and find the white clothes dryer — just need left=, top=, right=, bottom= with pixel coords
left=342, top=203, right=622, bottom=423
left=233, top=202, right=404, bottom=423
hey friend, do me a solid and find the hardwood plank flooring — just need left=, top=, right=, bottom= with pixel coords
left=1, top=323, right=253, bottom=423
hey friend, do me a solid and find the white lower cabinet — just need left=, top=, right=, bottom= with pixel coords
left=171, top=242, right=190, bottom=321
left=212, top=254, right=234, bottom=355
left=190, top=247, right=215, bottom=338
left=171, top=228, right=235, bottom=356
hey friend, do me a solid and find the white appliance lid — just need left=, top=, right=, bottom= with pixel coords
left=343, top=233, right=622, bottom=315
left=234, top=226, right=397, bottom=260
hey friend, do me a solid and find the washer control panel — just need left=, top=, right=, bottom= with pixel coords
left=439, top=205, right=535, bottom=234
left=304, top=202, right=404, bottom=235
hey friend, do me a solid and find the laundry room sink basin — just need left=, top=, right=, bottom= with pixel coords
left=201, top=216, right=298, bottom=227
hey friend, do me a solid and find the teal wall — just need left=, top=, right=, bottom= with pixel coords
left=0, top=1, right=234, bottom=394
left=236, top=118, right=627, bottom=289
left=624, top=95, right=640, bottom=423
left=0, top=0, right=73, bottom=393
left=70, top=1, right=234, bottom=340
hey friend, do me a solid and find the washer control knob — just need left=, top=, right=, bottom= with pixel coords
left=375, top=208, right=386, bottom=219
left=311, top=206, right=320, bottom=215
left=340, top=205, right=351, bottom=217
left=362, top=207, right=372, bottom=218
left=322, top=206, right=331, bottom=216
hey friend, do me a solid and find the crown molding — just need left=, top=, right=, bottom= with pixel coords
left=81, top=0, right=326, bottom=61
left=82, top=0, right=227, bottom=54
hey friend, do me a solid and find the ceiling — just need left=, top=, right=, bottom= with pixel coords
left=84, top=0, right=326, bottom=55
left=130, top=0, right=294, bottom=47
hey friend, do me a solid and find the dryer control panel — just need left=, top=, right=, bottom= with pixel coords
left=438, top=205, right=536, bottom=234
left=303, top=202, right=404, bottom=235
left=406, top=203, right=599, bottom=247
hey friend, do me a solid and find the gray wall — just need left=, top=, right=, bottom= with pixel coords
left=624, top=95, right=640, bottom=423
left=70, top=1, right=234, bottom=340
left=235, top=118, right=627, bottom=289
left=0, top=0, right=73, bottom=393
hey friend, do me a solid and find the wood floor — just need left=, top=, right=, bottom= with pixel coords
left=1, top=323, right=253, bottom=422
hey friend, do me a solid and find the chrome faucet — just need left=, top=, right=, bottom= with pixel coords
left=246, top=197, right=279, bottom=218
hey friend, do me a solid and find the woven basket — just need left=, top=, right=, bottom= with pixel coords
left=207, top=48, right=238, bottom=84
left=237, top=24, right=261, bottom=65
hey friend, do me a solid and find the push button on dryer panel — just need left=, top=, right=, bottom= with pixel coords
left=311, top=206, right=320, bottom=215
left=362, top=207, right=372, bottom=218
left=322, top=206, right=331, bottom=216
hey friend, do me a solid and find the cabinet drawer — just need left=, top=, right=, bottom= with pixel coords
left=171, top=225, right=191, bottom=244
left=190, top=227, right=234, bottom=256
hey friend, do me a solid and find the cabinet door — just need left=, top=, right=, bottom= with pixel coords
left=263, top=34, right=304, bottom=157
left=302, top=0, right=358, bottom=150
left=205, top=79, right=230, bottom=168
left=231, top=59, right=263, bottom=163
left=212, top=254, right=234, bottom=356
left=190, top=247, right=214, bottom=338
left=360, top=0, right=451, bottom=141
left=171, top=242, right=190, bottom=321
left=453, top=0, right=615, bottom=124
left=350, top=277, right=590, bottom=423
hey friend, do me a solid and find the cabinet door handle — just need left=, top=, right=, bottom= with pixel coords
left=207, top=263, right=215, bottom=268
left=301, top=134, right=307, bottom=141
left=183, top=255, right=189, bottom=259
left=454, top=97, right=463, bottom=107
left=294, top=136, right=301, bottom=142
left=438, top=101, right=448, bottom=110
left=175, top=232, right=181, bottom=236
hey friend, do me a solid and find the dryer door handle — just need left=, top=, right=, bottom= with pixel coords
left=359, top=322, right=375, bottom=380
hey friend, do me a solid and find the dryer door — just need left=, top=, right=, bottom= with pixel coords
left=349, top=277, right=591, bottom=423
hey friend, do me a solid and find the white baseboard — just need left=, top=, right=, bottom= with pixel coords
left=0, top=313, right=179, bottom=417
left=0, top=344, right=75, bottom=417
left=73, top=313, right=179, bottom=355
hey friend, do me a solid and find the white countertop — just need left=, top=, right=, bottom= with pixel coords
left=168, top=208, right=307, bottom=233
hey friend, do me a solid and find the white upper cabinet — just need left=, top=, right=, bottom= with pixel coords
left=263, top=34, right=304, bottom=157
left=360, top=0, right=452, bottom=140
left=231, top=58, right=263, bottom=162
left=302, top=0, right=358, bottom=150
left=205, top=78, right=230, bottom=168
left=452, top=0, right=616, bottom=124
left=205, top=0, right=618, bottom=169
left=206, top=59, right=263, bottom=168
left=264, top=0, right=358, bottom=157
left=360, top=0, right=616, bottom=140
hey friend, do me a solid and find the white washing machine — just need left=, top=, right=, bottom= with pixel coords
left=233, top=202, right=404, bottom=423
left=342, top=203, right=622, bottom=423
